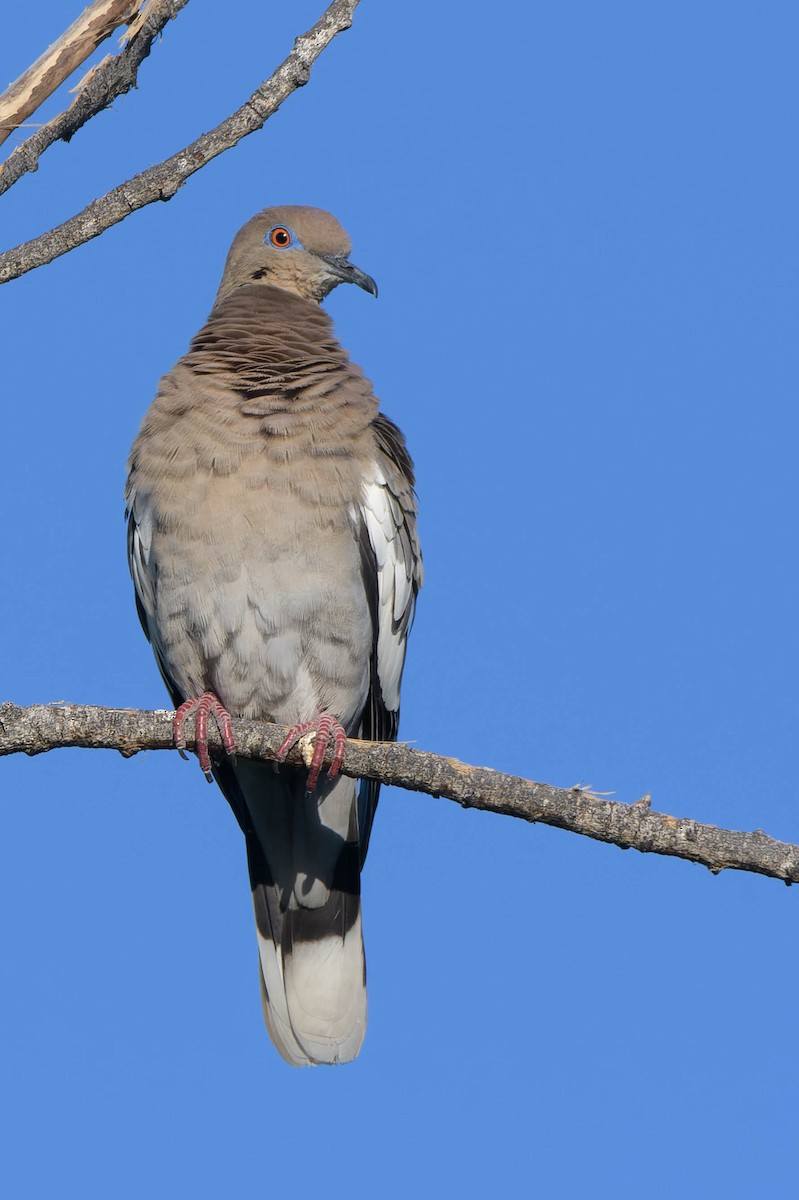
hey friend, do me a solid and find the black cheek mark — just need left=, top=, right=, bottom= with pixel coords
left=252, top=268, right=268, bottom=280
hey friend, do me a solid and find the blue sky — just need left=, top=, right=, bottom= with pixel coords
left=1, top=1, right=797, bottom=1195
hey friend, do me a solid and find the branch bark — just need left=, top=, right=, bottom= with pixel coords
left=0, top=0, right=361, bottom=285
left=2, top=702, right=796, bottom=886
left=0, top=0, right=143, bottom=150
left=0, top=0, right=189, bottom=192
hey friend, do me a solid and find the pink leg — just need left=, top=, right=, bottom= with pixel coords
left=173, top=691, right=236, bottom=778
left=275, top=713, right=349, bottom=792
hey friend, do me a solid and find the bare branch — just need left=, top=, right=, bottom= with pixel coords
left=2, top=702, right=796, bottom=886
left=0, top=0, right=190, bottom=194
left=0, top=0, right=143, bottom=150
left=0, top=0, right=361, bottom=285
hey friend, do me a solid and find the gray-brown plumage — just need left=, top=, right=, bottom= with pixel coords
left=125, top=206, right=422, bottom=1065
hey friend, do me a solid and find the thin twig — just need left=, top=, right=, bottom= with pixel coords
left=0, top=0, right=361, bottom=284
left=0, top=0, right=189, bottom=193
left=1, top=702, right=796, bottom=886
left=0, top=0, right=143, bottom=149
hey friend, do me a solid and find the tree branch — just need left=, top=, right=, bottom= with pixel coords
left=0, top=0, right=361, bottom=284
left=0, top=0, right=143, bottom=150
left=0, top=0, right=189, bottom=192
left=2, top=702, right=796, bottom=886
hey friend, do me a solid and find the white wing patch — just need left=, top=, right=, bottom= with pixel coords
left=359, top=468, right=416, bottom=714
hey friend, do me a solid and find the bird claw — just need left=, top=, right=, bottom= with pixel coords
left=275, top=714, right=348, bottom=792
left=173, top=691, right=236, bottom=776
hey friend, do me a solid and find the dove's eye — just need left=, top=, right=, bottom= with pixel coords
left=267, top=226, right=294, bottom=249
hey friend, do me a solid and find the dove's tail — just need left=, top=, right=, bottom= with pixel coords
left=218, top=757, right=367, bottom=1066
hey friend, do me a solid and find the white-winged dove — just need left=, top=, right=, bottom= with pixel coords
left=126, top=207, right=422, bottom=1066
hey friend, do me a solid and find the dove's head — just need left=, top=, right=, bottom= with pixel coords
left=213, top=205, right=378, bottom=307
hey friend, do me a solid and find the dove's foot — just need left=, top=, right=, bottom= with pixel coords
left=276, top=714, right=348, bottom=792
left=174, top=692, right=236, bottom=779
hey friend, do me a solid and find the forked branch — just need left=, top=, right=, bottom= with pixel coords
left=0, top=0, right=189, bottom=179
left=0, top=0, right=142, bottom=150
left=0, top=0, right=361, bottom=284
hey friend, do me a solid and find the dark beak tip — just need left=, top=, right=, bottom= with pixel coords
left=350, top=266, right=379, bottom=299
